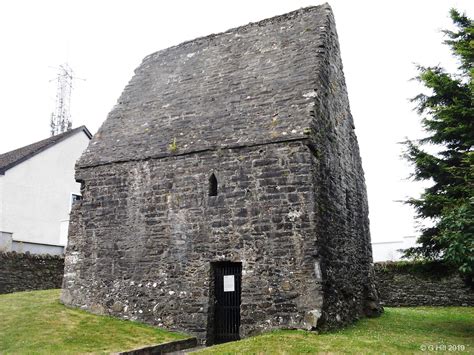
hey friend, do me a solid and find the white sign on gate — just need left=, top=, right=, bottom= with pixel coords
left=223, top=275, right=235, bottom=292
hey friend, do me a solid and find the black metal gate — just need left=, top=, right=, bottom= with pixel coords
left=213, top=262, right=242, bottom=344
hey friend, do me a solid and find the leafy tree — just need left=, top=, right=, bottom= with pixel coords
left=403, top=9, right=473, bottom=280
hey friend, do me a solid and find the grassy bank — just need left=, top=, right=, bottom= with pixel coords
left=1, top=289, right=472, bottom=354
left=198, top=307, right=473, bottom=354
left=0, top=289, right=188, bottom=354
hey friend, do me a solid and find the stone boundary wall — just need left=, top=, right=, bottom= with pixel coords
left=0, top=252, right=64, bottom=294
left=374, top=262, right=473, bottom=307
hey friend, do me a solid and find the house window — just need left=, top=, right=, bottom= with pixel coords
left=209, top=173, right=218, bottom=196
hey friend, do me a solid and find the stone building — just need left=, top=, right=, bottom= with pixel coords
left=61, top=4, right=381, bottom=344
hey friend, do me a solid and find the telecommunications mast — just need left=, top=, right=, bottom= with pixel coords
left=50, top=64, right=74, bottom=136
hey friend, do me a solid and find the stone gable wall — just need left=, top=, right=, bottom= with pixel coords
left=78, top=6, right=330, bottom=168
left=0, top=252, right=64, bottom=294
left=374, top=263, right=473, bottom=306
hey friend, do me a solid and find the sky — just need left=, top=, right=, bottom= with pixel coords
left=0, top=0, right=472, bottom=243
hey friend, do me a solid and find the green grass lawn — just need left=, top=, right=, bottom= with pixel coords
left=198, top=307, right=474, bottom=354
left=0, top=289, right=188, bottom=354
left=1, top=290, right=472, bottom=354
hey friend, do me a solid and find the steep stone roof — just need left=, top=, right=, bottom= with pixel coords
left=0, top=126, right=92, bottom=175
left=79, top=4, right=334, bottom=168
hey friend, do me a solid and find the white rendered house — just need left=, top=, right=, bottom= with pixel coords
left=371, top=236, right=418, bottom=262
left=0, top=126, right=91, bottom=255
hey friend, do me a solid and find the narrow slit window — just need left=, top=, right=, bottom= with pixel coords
left=72, top=193, right=82, bottom=204
left=209, top=173, right=218, bottom=196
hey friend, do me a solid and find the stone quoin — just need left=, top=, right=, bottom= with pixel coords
left=61, top=4, right=382, bottom=345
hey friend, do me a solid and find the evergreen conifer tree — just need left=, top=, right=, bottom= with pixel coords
left=403, top=9, right=473, bottom=280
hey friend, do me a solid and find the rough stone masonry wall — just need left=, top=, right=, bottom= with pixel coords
left=374, top=263, right=473, bottom=307
left=0, top=252, right=64, bottom=294
left=62, top=142, right=324, bottom=342
left=77, top=6, right=328, bottom=168
left=307, top=8, right=381, bottom=329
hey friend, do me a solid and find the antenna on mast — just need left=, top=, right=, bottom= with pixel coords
left=50, top=63, right=76, bottom=136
